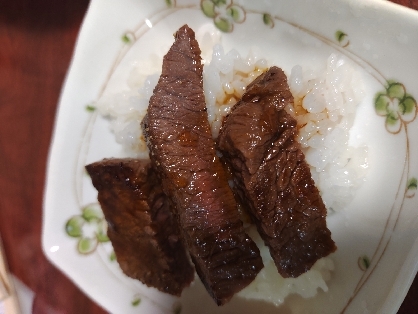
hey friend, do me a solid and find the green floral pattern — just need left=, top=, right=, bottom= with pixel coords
left=375, top=82, right=417, bottom=134
left=358, top=255, right=370, bottom=271
left=200, top=0, right=245, bottom=32
left=165, top=0, right=176, bottom=7
left=407, top=177, right=417, bottom=198
left=121, top=32, right=135, bottom=44
left=65, top=203, right=109, bottom=254
left=262, top=13, right=274, bottom=28
left=335, top=30, right=349, bottom=47
left=85, top=104, right=96, bottom=112
left=131, top=295, right=141, bottom=307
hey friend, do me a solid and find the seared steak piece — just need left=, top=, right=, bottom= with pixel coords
left=142, top=25, right=263, bottom=305
left=217, top=67, right=336, bottom=278
left=86, top=158, right=194, bottom=296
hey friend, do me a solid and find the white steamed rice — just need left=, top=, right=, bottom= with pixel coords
left=95, top=27, right=369, bottom=305
left=238, top=226, right=334, bottom=305
left=288, top=53, right=368, bottom=211
left=203, top=44, right=269, bottom=138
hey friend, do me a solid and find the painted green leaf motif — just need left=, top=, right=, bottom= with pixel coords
left=400, top=95, right=417, bottom=119
left=227, top=5, right=245, bottom=23
left=334, top=30, right=349, bottom=47
left=375, top=93, right=390, bottom=116
left=407, top=177, right=417, bottom=197
left=201, top=0, right=216, bottom=18
left=358, top=255, right=370, bottom=271
left=85, top=105, right=96, bottom=112
left=78, top=237, right=98, bottom=254
left=110, top=251, right=116, bottom=262
left=66, top=216, right=84, bottom=237
left=132, top=297, right=141, bottom=307
left=214, top=15, right=233, bottom=32
left=407, top=178, right=417, bottom=190
left=387, top=82, right=405, bottom=100
left=82, top=206, right=102, bottom=222
left=122, top=32, right=135, bottom=44
left=385, top=112, right=401, bottom=133
left=96, top=220, right=109, bottom=243
left=122, top=34, right=131, bottom=44
left=263, top=13, right=274, bottom=28
left=398, top=96, right=415, bottom=116
left=335, top=30, right=347, bottom=43
left=96, top=230, right=109, bottom=243
left=165, top=0, right=175, bottom=7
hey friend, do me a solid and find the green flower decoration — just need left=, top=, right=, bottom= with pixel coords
left=165, top=0, right=176, bottom=7
left=121, top=32, right=135, bottom=44
left=131, top=295, right=141, bottom=307
left=358, top=255, right=370, bottom=271
left=200, top=0, right=246, bottom=32
left=375, top=82, right=417, bottom=133
left=263, top=13, right=274, bottom=28
left=406, top=177, right=417, bottom=198
left=335, top=30, right=349, bottom=47
left=65, top=203, right=109, bottom=254
left=109, top=251, right=117, bottom=262
left=85, top=104, right=96, bottom=112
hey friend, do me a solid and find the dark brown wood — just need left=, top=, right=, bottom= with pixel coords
left=0, top=0, right=416, bottom=313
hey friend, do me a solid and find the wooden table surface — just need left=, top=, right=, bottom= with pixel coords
left=0, top=0, right=417, bottom=313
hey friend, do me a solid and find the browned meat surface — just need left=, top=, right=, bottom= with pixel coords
left=217, top=67, right=336, bottom=278
left=86, top=158, right=194, bottom=296
left=142, top=25, right=263, bottom=305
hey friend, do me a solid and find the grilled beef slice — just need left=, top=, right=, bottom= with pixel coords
left=86, top=158, right=194, bottom=296
left=217, top=67, right=336, bottom=278
left=142, top=25, right=263, bottom=305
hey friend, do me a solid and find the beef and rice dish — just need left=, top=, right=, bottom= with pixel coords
left=85, top=24, right=352, bottom=306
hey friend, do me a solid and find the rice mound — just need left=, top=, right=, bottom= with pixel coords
left=95, top=28, right=369, bottom=305
left=288, top=53, right=368, bottom=212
